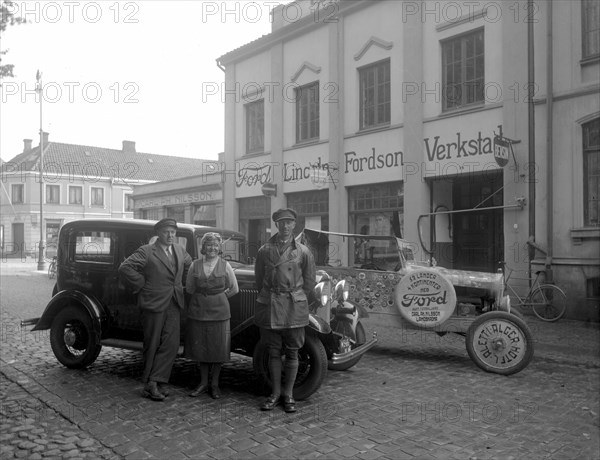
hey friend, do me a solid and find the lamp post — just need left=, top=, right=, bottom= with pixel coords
left=36, top=70, right=45, bottom=271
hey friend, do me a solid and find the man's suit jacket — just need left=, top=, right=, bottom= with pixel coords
left=118, top=242, right=193, bottom=313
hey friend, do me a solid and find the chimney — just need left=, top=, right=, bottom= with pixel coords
left=23, top=139, right=32, bottom=152
left=41, top=131, right=49, bottom=145
left=122, top=140, right=136, bottom=153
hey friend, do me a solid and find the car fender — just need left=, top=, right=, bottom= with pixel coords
left=307, top=313, right=332, bottom=336
left=32, top=290, right=106, bottom=339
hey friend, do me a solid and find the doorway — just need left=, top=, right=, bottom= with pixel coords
left=452, top=172, right=503, bottom=273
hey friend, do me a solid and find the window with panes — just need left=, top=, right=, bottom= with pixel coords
left=11, top=184, right=24, bottom=204
left=582, top=0, right=600, bottom=59
left=46, top=185, right=60, bottom=204
left=359, top=59, right=390, bottom=129
left=442, top=28, right=484, bottom=111
left=91, top=187, right=104, bottom=206
left=69, top=186, right=82, bottom=205
left=246, top=99, right=264, bottom=154
left=583, top=118, right=600, bottom=226
left=296, top=82, right=320, bottom=142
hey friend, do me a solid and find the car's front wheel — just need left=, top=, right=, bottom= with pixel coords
left=50, top=306, right=102, bottom=369
left=466, top=311, right=534, bottom=375
left=253, top=333, right=327, bottom=401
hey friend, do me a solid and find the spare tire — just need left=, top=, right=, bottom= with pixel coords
left=394, top=268, right=457, bottom=328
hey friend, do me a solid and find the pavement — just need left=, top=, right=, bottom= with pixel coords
left=1, top=259, right=599, bottom=459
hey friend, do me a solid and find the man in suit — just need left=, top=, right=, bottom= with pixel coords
left=119, top=218, right=193, bottom=401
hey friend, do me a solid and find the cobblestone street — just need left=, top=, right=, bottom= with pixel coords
left=1, top=260, right=599, bottom=459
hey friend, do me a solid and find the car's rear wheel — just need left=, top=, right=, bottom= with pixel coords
left=253, top=333, right=327, bottom=401
left=50, top=306, right=101, bottom=369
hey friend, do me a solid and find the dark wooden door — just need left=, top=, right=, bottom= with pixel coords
left=452, top=173, right=503, bottom=272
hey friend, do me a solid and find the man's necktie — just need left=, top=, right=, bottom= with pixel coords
left=166, top=247, right=175, bottom=268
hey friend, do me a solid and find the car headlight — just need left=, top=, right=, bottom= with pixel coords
left=314, top=280, right=331, bottom=307
left=334, top=279, right=349, bottom=303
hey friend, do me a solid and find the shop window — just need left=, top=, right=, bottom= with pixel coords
left=141, top=209, right=159, bottom=220
left=91, top=187, right=104, bottom=207
left=582, top=0, right=600, bottom=60
left=46, top=185, right=60, bottom=204
left=193, top=204, right=216, bottom=227
left=11, top=184, right=24, bottom=204
left=246, top=99, right=264, bottom=154
left=583, top=118, right=600, bottom=226
left=287, top=190, right=329, bottom=233
left=124, top=193, right=134, bottom=212
left=69, top=186, right=83, bottom=205
left=442, top=28, right=484, bottom=111
left=349, top=182, right=404, bottom=238
left=296, top=82, right=320, bottom=142
left=359, top=59, right=390, bottom=129
left=167, top=206, right=185, bottom=223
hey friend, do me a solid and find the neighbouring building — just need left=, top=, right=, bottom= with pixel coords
left=131, top=155, right=224, bottom=228
left=0, top=134, right=212, bottom=260
left=216, top=0, right=599, bottom=320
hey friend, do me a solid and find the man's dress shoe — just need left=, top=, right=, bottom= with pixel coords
left=260, top=394, right=280, bottom=411
left=282, top=395, right=297, bottom=413
left=142, top=382, right=165, bottom=401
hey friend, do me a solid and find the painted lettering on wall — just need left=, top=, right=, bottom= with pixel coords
left=424, top=131, right=493, bottom=162
left=137, top=191, right=215, bottom=208
left=236, top=164, right=273, bottom=188
left=344, top=148, right=402, bottom=173
left=283, top=157, right=338, bottom=188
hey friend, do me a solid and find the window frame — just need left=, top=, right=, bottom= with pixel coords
left=124, top=193, right=134, bottom=212
left=68, top=185, right=83, bottom=205
left=11, top=184, right=24, bottom=204
left=582, top=0, right=600, bottom=60
left=90, top=186, right=105, bottom=207
left=245, top=99, right=264, bottom=154
left=441, top=27, right=485, bottom=112
left=45, top=184, right=60, bottom=204
left=359, top=59, right=391, bottom=130
left=583, top=118, right=600, bottom=227
left=295, top=81, right=320, bottom=143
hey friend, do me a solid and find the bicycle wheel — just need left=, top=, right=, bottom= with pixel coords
left=529, top=284, right=567, bottom=322
left=48, top=262, right=55, bottom=279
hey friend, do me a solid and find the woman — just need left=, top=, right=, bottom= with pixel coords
left=185, top=232, right=238, bottom=399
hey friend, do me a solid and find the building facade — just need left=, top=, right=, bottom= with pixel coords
left=132, top=159, right=223, bottom=228
left=1, top=135, right=211, bottom=260
left=217, top=0, right=599, bottom=320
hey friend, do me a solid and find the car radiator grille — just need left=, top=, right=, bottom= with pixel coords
left=235, top=288, right=258, bottom=322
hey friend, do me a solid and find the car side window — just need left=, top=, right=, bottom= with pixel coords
left=73, top=231, right=115, bottom=265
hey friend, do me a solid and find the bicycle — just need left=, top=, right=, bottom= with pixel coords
left=48, top=256, right=57, bottom=280
left=500, top=261, right=567, bottom=322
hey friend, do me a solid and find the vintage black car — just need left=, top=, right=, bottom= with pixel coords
left=22, top=219, right=377, bottom=400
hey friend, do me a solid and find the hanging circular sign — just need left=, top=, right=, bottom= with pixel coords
left=394, top=268, right=457, bottom=328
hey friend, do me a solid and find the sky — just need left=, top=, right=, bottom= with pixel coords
left=0, top=0, right=292, bottom=162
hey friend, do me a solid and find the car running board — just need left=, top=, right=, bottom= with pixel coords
left=100, top=338, right=184, bottom=355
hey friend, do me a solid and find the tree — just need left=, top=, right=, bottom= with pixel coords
left=0, top=0, right=26, bottom=79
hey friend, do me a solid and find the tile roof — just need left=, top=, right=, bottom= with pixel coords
left=6, top=141, right=214, bottom=183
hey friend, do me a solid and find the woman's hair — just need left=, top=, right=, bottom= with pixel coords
left=200, top=232, right=222, bottom=255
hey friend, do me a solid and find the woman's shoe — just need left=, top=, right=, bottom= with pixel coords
left=211, top=386, right=221, bottom=399
left=189, top=384, right=208, bottom=397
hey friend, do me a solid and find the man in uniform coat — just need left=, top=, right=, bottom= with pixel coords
left=119, top=218, right=192, bottom=401
left=254, top=208, right=316, bottom=412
